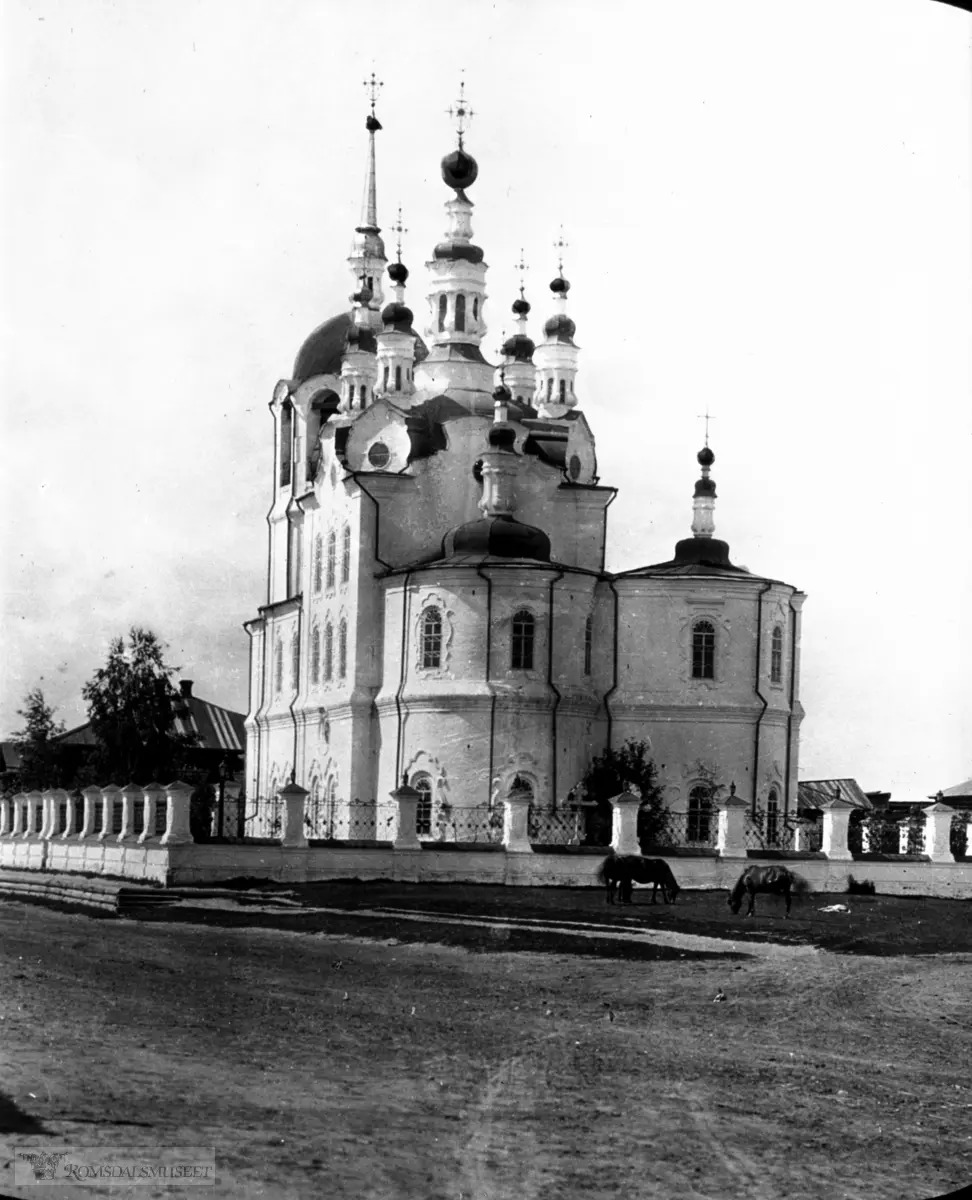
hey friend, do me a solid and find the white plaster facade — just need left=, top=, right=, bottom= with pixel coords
left=243, top=105, right=806, bottom=839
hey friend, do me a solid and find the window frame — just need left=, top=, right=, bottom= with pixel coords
left=511, top=609, right=536, bottom=671
left=770, top=625, right=784, bottom=684
left=691, top=620, right=716, bottom=680
left=421, top=607, right=443, bottom=670
left=413, top=774, right=433, bottom=836
left=323, top=623, right=334, bottom=682
left=325, top=531, right=336, bottom=591
left=341, top=525, right=351, bottom=584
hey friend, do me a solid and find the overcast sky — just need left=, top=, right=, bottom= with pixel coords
left=2, top=0, right=970, bottom=804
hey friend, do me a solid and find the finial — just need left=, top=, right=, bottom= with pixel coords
left=516, top=249, right=529, bottom=299
left=730, top=782, right=736, bottom=797
left=390, top=205, right=407, bottom=263
left=553, top=227, right=568, bottom=277
left=698, top=408, right=715, bottom=447
left=364, top=71, right=384, bottom=123
left=447, top=73, right=474, bottom=150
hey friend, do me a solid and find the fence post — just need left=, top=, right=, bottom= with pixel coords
left=99, top=786, right=121, bottom=841
left=138, top=783, right=164, bottom=844
left=278, top=782, right=309, bottom=848
left=24, top=791, right=42, bottom=838
left=59, top=790, right=75, bottom=839
left=11, top=794, right=25, bottom=836
left=503, top=788, right=534, bottom=854
left=922, top=801, right=956, bottom=864
left=119, top=785, right=141, bottom=842
left=39, top=789, right=55, bottom=838
left=161, top=781, right=194, bottom=846
left=79, top=787, right=100, bottom=839
left=716, top=793, right=750, bottom=858
left=0, top=796, right=9, bottom=837
left=820, top=795, right=856, bottom=861
left=609, top=791, right=642, bottom=856
left=390, top=777, right=421, bottom=850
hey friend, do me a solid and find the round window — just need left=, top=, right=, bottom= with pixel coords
left=568, top=454, right=582, bottom=481
left=368, top=442, right=390, bottom=469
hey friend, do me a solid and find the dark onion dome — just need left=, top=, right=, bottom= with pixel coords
left=350, top=284, right=373, bottom=305
left=671, top=537, right=735, bottom=568
left=550, top=276, right=570, bottom=294
left=502, top=332, right=535, bottom=361
left=442, top=515, right=551, bottom=561
left=293, top=313, right=428, bottom=382
left=697, top=446, right=715, bottom=467
left=543, top=313, right=577, bottom=342
left=488, top=424, right=516, bottom=450
left=381, top=301, right=414, bottom=331
left=433, top=240, right=485, bottom=264
left=512, top=297, right=531, bottom=316
left=387, top=261, right=409, bottom=285
left=366, top=114, right=382, bottom=133
left=694, top=476, right=716, bottom=498
left=492, top=381, right=512, bottom=404
left=441, top=148, right=479, bottom=190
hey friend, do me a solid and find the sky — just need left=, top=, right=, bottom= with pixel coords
left=1, top=0, right=970, bottom=805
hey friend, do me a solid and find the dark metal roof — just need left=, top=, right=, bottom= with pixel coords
left=293, top=311, right=428, bottom=384
left=55, top=694, right=245, bottom=755
left=797, top=779, right=872, bottom=811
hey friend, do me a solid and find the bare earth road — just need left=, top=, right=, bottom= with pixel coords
left=1, top=891, right=970, bottom=1200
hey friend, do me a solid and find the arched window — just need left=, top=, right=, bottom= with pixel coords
left=383, top=365, right=390, bottom=390
left=341, top=525, right=351, bottom=583
left=766, top=788, right=780, bottom=846
left=395, top=365, right=402, bottom=391
left=546, top=377, right=553, bottom=401
left=421, top=607, right=442, bottom=669
left=287, top=519, right=301, bottom=597
left=323, top=624, right=333, bottom=682
left=472, top=297, right=479, bottom=321
left=290, top=632, right=300, bottom=690
left=313, top=535, right=323, bottom=593
left=279, top=401, right=293, bottom=487
left=274, top=640, right=283, bottom=694
left=771, top=625, right=784, bottom=684
left=692, top=621, right=715, bottom=680
left=688, top=785, right=713, bottom=844
left=455, top=293, right=466, bottom=332
left=359, top=385, right=368, bottom=407
left=559, top=379, right=566, bottom=403
left=584, top=613, right=593, bottom=676
left=326, top=531, right=336, bottom=590
left=511, top=609, right=535, bottom=670
left=438, top=294, right=447, bottom=332
left=413, top=775, right=433, bottom=836
left=310, top=627, right=321, bottom=684
left=338, top=619, right=348, bottom=678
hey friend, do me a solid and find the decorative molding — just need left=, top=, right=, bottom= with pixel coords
left=413, top=591, right=457, bottom=678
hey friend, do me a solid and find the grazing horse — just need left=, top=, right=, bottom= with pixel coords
left=597, top=854, right=680, bottom=906
left=727, top=865, right=809, bottom=918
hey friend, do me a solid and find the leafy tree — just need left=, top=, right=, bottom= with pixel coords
left=10, top=687, right=69, bottom=791
left=577, top=739, right=667, bottom=849
left=82, top=627, right=199, bottom=785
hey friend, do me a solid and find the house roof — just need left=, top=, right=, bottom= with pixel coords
left=55, top=689, right=245, bottom=755
left=938, top=778, right=972, bottom=800
left=797, top=779, right=872, bottom=810
left=0, top=742, right=23, bottom=772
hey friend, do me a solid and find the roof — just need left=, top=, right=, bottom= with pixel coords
left=55, top=693, right=245, bottom=755
left=938, top=778, right=972, bottom=800
left=0, top=742, right=22, bottom=772
left=798, top=779, right=872, bottom=810
left=293, top=311, right=428, bottom=384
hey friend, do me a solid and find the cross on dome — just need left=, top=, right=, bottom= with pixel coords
left=447, top=75, right=474, bottom=149
left=553, top=227, right=569, bottom=277
left=515, top=249, right=529, bottom=298
left=698, top=408, right=715, bottom=447
left=390, top=205, right=407, bottom=262
left=363, top=71, right=383, bottom=121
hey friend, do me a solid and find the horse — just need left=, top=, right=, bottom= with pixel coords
left=727, top=864, right=810, bottom=918
left=597, top=853, right=680, bottom=906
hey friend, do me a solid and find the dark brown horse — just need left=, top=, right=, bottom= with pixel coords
left=727, top=865, right=809, bottom=918
left=597, top=854, right=680, bottom=905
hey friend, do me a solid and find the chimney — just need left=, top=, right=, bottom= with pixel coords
left=179, top=680, right=193, bottom=698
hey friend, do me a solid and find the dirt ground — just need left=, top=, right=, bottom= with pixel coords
left=1, top=885, right=971, bottom=1200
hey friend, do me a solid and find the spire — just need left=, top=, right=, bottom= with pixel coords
left=535, top=229, right=579, bottom=418
left=348, top=72, right=386, bottom=325
left=479, top=384, right=518, bottom=518
left=377, top=207, right=416, bottom=404
left=495, top=249, right=536, bottom=410
left=691, top=443, right=717, bottom=538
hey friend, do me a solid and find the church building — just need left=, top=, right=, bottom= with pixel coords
left=243, top=86, right=806, bottom=842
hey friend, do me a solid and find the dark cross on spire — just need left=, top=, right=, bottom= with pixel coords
left=698, top=408, right=715, bottom=446
left=553, top=227, right=569, bottom=276
left=515, top=248, right=529, bottom=298
left=364, top=71, right=383, bottom=119
left=447, top=74, right=474, bottom=149
left=390, top=205, right=407, bottom=262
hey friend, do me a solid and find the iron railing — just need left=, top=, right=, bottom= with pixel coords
left=647, top=810, right=717, bottom=851
left=741, top=814, right=823, bottom=853
left=528, top=805, right=586, bottom=846
left=432, top=804, right=503, bottom=844
left=848, top=812, right=925, bottom=856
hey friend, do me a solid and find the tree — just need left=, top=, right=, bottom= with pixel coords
left=577, top=739, right=667, bottom=849
left=82, top=627, right=199, bottom=785
left=10, top=687, right=69, bottom=791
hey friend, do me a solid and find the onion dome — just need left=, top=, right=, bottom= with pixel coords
left=350, top=284, right=373, bottom=305
left=433, top=241, right=485, bottom=264
left=502, top=332, right=536, bottom=361
left=293, top=313, right=428, bottom=384
left=543, top=313, right=577, bottom=342
left=671, top=536, right=734, bottom=567
left=550, top=275, right=570, bottom=294
left=512, top=297, right=531, bottom=316
left=387, top=261, right=409, bottom=285
left=381, top=301, right=414, bottom=331
left=441, top=148, right=479, bottom=191
left=442, top=516, right=551, bottom=561
left=698, top=446, right=715, bottom=467
left=365, top=114, right=382, bottom=134
left=492, top=382, right=512, bottom=405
